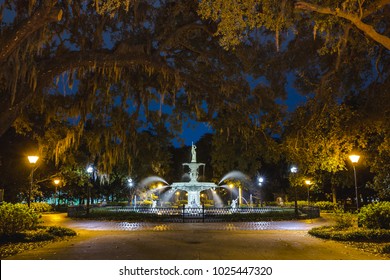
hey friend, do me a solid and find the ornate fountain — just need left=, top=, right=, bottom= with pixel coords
left=170, top=143, right=217, bottom=207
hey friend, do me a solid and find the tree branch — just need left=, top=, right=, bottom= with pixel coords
left=295, top=1, right=390, bottom=50
left=0, top=90, right=33, bottom=137
left=0, top=48, right=221, bottom=138
left=0, top=4, right=63, bottom=63
left=363, top=0, right=390, bottom=18
left=36, top=50, right=216, bottom=94
left=36, top=51, right=176, bottom=84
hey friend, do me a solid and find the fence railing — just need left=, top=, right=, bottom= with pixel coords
left=68, top=205, right=320, bottom=221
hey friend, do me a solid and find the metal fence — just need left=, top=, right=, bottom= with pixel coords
left=68, top=205, right=320, bottom=222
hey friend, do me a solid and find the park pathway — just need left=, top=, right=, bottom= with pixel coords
left=4, top=213, right=387, bottom=260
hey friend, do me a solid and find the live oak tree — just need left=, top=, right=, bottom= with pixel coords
left=198, top=0, right=390, bottom=51
left=283, top=97, right=360, bottom=203
left=0, top=0, right=255, bottom=174
left=199, top=0, right=390, bottom=199
left=1, top=0, right=389, bottom=204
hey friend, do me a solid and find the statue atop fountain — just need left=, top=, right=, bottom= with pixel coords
left=191, top=142, right=197, bottom=163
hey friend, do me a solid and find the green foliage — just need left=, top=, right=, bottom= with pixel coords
left=30, top=202, right=53, bottom=213
left=0, top=203, right=41, bottom=237
left=0, top=226, right=76, bottom=258
left=358, top=202, right=390, bottom=229
left=283, top=200, right=308, bottom=207
left=264, top=201, right=279, bottom=206
left=382, top=244, right=390, bottom=254
left=285, top=100, right=356, bottom=175
left=333, top=208, right=355, bottom=229
left=198, top=0, right=294, bottom=50
left=309, top=226, right=390, bottom=242
left=314, top=201, right=338, bottom=211
left=366, top=135, right=390, bottom=200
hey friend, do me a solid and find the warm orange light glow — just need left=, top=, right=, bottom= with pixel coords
left=349, top=154, right=360, bottom=164
left=305, top=180, right=311, bottom=185
left=229, top=184, right=234, bottom=188
left=27, top=156, right=39, bottom=164
left=53, top=179, right=60, bottom=185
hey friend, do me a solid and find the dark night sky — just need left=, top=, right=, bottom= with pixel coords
left=176, top=77, right=307, bottom=147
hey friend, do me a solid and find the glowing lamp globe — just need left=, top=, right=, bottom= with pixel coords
left=27, top=156, right=39, bottom=164
left=349, top=155, right=360, bottom=164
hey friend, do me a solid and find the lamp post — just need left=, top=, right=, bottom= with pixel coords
left=290, top=166, right=298, bottom=217
left=127, top=178, right=134, bottom=207
left=258, top=176, right=264, bottom=206
left=305, top=180, right=311, bottom=206
left=53, top=179, right=60, bottom=207
left=27, top=156, right=39, bottom=208
left=349, top=154, right=360, bottom=211
left=86, top=165, right=94, bottom=215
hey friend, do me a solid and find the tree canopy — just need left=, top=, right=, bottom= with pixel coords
left=0, top=0, right=389, bottom=203
left=1, top=0, right=272, bottom=173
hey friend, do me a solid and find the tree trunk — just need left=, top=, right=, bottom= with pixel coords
left=331, top=185, right=337, bottom=204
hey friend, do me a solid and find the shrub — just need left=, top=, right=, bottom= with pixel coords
left=382, top=244, right=390, bottom=254
left=358, top=202, right=390, bottom=229
left=46, top=226, right=76, bottom=237
left=23, top=229, right=54, bottom=242
left=264, top=201, right=279, bottom=206
left=309, top=226, right=390, bottom=242
left=283, top=201, right=308, bottom=207
left=30, top=202, right=52, bottom=212
left=314, top=201, right=338, bottom=211
left=0, top=203, right=41, bottom=236
left=333, top=208, right=355, bottom=229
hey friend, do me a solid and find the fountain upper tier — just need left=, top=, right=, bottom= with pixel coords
left=170, top=181, right=217, bottom=192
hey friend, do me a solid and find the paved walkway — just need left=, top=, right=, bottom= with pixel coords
left=4, top=213, right=388, bottom=260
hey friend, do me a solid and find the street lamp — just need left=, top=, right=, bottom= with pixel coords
left=86, top=165, right=94, bottom=215
left=27, top=155, right=39, bottom=208
left=290, top=166, right=298, bottom=217
left=53, top=179, right=60, bottom=207
left=305, top=180, right=312, bottom=206
left=127, top=178, right=134, bottom=188
left=127, top=178, right=135, bottom=207
left=349, top=154, right=360, bottom=211
left=258, top=176, right=264, bottom=206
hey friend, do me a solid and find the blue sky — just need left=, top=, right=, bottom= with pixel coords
left=176, top=74, right=307, bottom=147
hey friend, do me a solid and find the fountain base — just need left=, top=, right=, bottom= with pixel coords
left=171, top=182, right=217, bottom=207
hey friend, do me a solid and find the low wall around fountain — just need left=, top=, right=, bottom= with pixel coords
left=68, top=205, right=320, bottom=221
